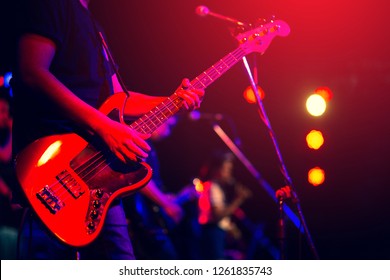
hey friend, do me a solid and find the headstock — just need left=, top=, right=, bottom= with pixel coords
left=235, top=19, right=290, bottom=55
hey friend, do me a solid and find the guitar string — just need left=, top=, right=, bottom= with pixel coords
left=43, top=57, right=240, bottom=204
left=45, top=50, right=243, bottom=203
left=43, top=47, right=246, bottom=204
left=46, top=95, right=184, bottom=203
left=49, top=152, right=106, bottom=200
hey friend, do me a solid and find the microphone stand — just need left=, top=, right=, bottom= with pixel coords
left=277, top=197, right=286, bottom=260
left=241, top=55, right=319, bottom=259
left=195, top=4, right=318, bottom=259
left=211, top=123, right=302, bottom=246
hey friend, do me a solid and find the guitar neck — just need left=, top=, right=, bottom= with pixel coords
left=129, top=45, right=248, bottom=135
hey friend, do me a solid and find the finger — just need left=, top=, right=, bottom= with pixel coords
left=188, top=89, right=204, bottom=108
left=193, top=88, right=205, bottom=99
left=123, top=128, right=151, bottom=151
left=179, top=91, right=198, bottom=110
left=131, top=133, right=151, bottom=152
left=122, top=147, right=144, bottom=163
left=123, top=140, right=149, bottom=159
left=181, top=78, right=191, bottom=89
left=113, top=150, right=128, bottom=163
left=138, top=133, right=152, bottom=141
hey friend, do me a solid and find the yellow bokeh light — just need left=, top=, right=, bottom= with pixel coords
left=306, top=94, right=326, bottom=117
left=193, top=178, right=204, bottom=192
left=306, top=130, right=324, bottom=150
left=308, top=167, right=325, bottom=186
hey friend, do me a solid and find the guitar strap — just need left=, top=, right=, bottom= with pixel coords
left=97, top=31, right=131, bottom=97
left=88, top=9, right=131, bottom=98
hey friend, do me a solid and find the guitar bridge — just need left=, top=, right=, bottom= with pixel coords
left=36, top=186, right=65, bottom=214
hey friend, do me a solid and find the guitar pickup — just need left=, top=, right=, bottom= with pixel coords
left=36, top=186, right=65, bottom=214
left=56, top=170, right=85, bottom=199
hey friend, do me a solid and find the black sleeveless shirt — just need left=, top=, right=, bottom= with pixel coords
left=12, top=0, right=114, bottom=154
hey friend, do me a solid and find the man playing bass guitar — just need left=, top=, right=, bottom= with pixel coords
left=12, top=0, right=203, bottom=260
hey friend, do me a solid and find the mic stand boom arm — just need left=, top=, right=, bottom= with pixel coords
left=241, top=56, right=319, bottom=259
left=211, top=123, right=302, bottom=233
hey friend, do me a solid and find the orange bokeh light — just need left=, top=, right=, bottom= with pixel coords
left=315, top=86, right=333, bottom=101
left=308, top=167, right=325, bottom=186
left=243, top=85, right=265, bottom=104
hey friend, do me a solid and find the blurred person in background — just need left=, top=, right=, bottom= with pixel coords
left=0, top=87, right=19, bottom=259
left=197, top=151, right=252, bottom=259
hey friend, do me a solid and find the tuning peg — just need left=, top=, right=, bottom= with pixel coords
left=255, top=18, right=267, bottom=26
left=229, top=25, right=247, bottom=37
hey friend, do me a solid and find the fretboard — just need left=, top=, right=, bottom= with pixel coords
left=130, top=45, right=248, bottom=135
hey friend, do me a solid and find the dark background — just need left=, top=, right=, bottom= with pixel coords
left=1, top=0, right=390, bottom=259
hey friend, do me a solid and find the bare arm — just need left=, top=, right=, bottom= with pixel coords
left=18, top=32, right=204, bottom=163
left=140, top=180, right=183, bottom=223
left=118, top=76, right=204, bottom=118
left=18, top=34, right=151, bottom=162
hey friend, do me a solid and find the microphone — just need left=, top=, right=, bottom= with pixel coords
left=275, top=186, right=292, bottom=201
left=188, top=110, right=224, bottom=122
left=195, top=5, right=247, bottom=27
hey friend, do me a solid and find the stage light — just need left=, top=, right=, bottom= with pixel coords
left=306, top=130, right=324, bottom=150
left=243, top=85, right=265, bottom=104
left=308, top=167, right=325, bottom=186
left=0, top=76, right=4, bottom=87
left=315, top=86, right=333, bottom=101
left=306, top=93, right=326, bottom=117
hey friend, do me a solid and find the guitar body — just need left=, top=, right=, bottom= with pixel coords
left=15, top=93, right=152, bottom=247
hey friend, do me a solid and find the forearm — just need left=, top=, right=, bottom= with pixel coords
left=140, top=180, right=170, bottom=208
left=124, top=92, right=167, bottom=117
left=122, top=77, right=204, bottom=117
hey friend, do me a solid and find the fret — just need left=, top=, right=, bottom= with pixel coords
left=202, top=71, right=214, bottom=82
left=217, top=58, right=229, bottom=70
left=161, top=99, right=174, bottom=115
left=129, top=46, right=249, bottom=135
left=224, top=54, right=238, bottom=65
left=154, top=106, right=169, bottom=122
left=130, top=120, right=147, bottom=134
left=128, top=42, right=257, bottom=134
left=148, top=107, right=164, bottom=124
left=194, top=77, right=207, bottom=88
left=144, top=114, right=160, bottom=131
left=138, top=116, right=154, bottom=134
left=191, top=49, right=247, bottom=91
left=207, top=71, right=220, bottom=81
left=211, top=65, right=221, bottom=75
left=130, top=46, right=247, bottom=135
left=171, top=96, right=183, bottom=108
